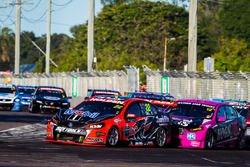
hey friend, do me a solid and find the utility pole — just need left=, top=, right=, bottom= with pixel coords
left=14, top=0, right=21, bottom=74
left=87, top=0, right=94, bottom=72
left=188, top=0, right=197, bottom=72
left=45, top=0, right=51, bottom=74
left=163, top=37, right=167, bottom=71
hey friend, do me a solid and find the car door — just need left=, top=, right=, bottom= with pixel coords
left=123, top=101, right=144, bottom=140
left=225, top=105, right=240, bottom=138
left=138, top=102, right=159, bottom=140
left=214, top=105, right=231, bottom=143
left=123, top=101, right=158, bottom=141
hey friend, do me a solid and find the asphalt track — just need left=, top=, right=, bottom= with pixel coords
left=0, top=111, right=250, bottom=167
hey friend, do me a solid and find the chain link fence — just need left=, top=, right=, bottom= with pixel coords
left=0, top=71, right=128, bottom=98
left=146, top=70, right=250, bottom=101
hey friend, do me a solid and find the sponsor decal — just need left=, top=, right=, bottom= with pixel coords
left=55, top=126, right=86, bottom=135
left=86, top=137, right=103, bottom=142
left=94, top=91, right=119, bottom=95
left=216, top=124, right=231, bottom=140
left=89, top=98, right=124, bottom=104
left=44, top=96, right=61, bottom=101
left=64, top=109, right=100, bottom=119
left=187, top=133, right=196, bottom=140
left=177, top=119, right=193, bottom=127
left=114, top=118, right=121, bottom=123
left=191, top=141, right=200, bottom=147
left=39, top=88, right=63, bottom=92
left=113, top=105, right=123, bottom=109
left=156, top=116, right=169, bottom=123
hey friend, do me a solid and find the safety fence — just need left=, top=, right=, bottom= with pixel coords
left=146, top=70, right=250, bottom=101
left=0, top=71, right=130, bottom=97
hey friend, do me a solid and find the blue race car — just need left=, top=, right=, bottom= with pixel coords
left=17, top=85, right=36, bottom=111
left=0, top=84, right=20, bottom=111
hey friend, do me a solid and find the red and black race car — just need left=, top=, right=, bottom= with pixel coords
left=46, top=97, right=171, bottom=147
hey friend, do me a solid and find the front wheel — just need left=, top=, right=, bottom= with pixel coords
left=205, top=130, right=214, bottom=149
left=153, top=127, right=167, bottom=148
left=106, top=126, right=119, bottom=147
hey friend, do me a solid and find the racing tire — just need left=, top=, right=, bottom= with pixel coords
left=236, top=131, right=246, bottom=149
left=205, top=130, right=214, bottom=149
left=153, top=127, right=167, bottom=148
left=106, top=126, right=120, bottom=147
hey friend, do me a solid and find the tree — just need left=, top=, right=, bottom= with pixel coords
left=212, top=38, right=250, bottom=72
left=0, top=27, right=15, bottom=71
left=101, top=0, right=133, bottom=6
left=219, top=0, right=250, bottom=46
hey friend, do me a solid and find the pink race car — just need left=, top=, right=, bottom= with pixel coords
left=167, top=99, right=246, bottom=149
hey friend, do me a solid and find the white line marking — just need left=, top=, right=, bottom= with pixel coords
left=201, top=157, right=217, bottom=164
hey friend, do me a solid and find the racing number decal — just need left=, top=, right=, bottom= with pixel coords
left=145, top=103, right=151, bottom=113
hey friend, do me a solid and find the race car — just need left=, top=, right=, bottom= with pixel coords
left=0, top=84, right=20, bottom=111
left=29, top=86, right=70, bottom=113
left=17, top=85, right=36, bottom=111
left=128, top=92, right=175, bottom=111
left=167, top=99, right=246, bottom=149
left=85, top=89, right=121, bottom=99
left=46, top=97, right=171, bottom=147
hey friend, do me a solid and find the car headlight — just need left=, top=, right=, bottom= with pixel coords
left=14, top=98, right=20, bottom=102
left=36, top=100, right=43, bottom=104
left=89, top=124, right=104, bottom=129
left=62, top=102, right=69, bottom=105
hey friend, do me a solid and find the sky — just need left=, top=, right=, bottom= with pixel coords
left=0, top=0, right=103, bottom=36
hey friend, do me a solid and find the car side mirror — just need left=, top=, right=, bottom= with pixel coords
left=126, top=113, right=136, bottom=119
left=218, top=116, right=226, bottom=122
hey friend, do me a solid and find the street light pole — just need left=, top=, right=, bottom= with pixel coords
left=163, top=37, right=176, bottom=71
left=45, top=0, right=51, bottom=74
left=14, top=0, right=21, bottom=75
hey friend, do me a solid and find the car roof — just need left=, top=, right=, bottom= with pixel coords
left=88, top=89, right=120, bottom=93
left=17, top=85, right=36, bottom=88
left=37, top=86, right=64, bottom=89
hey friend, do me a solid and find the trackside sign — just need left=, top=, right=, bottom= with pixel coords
left=161, top=76, right=169, bottom=94
left=72, top=75, right=78, bottom=97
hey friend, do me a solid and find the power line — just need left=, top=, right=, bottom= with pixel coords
left=21, top=10, right=47, bottom=23
left=22, top=0, right=42, bottom=12
left=52, top=0, right=73, bottom=6
left=0, top=5, right=14, bottom=23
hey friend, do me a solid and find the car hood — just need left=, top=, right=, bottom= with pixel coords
left=19, top=94, right=32, bottom=99
left=171, top=115, right=211, bottom=128
left=0, top=93, right=16, bottom=99
left=58, top=109, right=115, bottom=125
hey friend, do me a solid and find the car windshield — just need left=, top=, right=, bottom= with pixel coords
left=37, top=88, right=66, bottom=98
left=171, top=102, right=215, bottom=119
left=74, top=101, right=124, bottom=116
left=0, top=87, right=16, bottom=94
left=18, top=88, right=35, bottom=95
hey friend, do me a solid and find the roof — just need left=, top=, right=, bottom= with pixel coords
left=88, top=89, right=121, bottom=93
left=37, top=86, right=64, bottom=89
